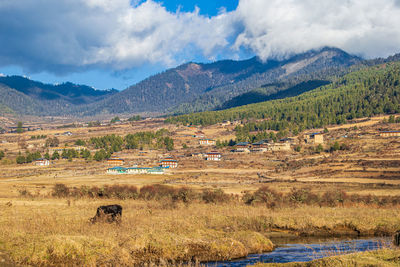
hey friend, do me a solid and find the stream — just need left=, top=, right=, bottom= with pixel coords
left=206, top=237, right=391, bottom=267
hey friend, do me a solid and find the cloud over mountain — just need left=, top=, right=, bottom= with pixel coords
left=0, top=0, right=399, bottom=74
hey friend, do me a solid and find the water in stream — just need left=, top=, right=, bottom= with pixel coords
left=206, top=238, right=391, bottom=267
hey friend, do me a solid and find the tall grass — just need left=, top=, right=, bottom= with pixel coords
left=1, top=198, right=400, bottom=266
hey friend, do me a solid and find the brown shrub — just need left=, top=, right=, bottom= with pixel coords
left=201, top=189, right=231, bottom=204
left=139, top=184, right=177, bottom=200
left=52, top=184, right=70, bottom=198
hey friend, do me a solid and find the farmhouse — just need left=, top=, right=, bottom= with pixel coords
left=194, top=131, right=205, bottom=138
left=304, top=132, right=324, bottom=144
left=107, top=166, right=165, bottom=175
left=380, top=131, right=400, bottom=137
left=270, top=142, right=291, bottom=152
left=191, top=153, right=203, bottom=158
left=160, top=158, right=178, bottom=168
left=107, top=156, right=125, bottom=166
left=35, top=158, right=50, bottom=166
left=251, top=140, right=271, bottom=152
left=199, top=139, right=216, bottom=146
left=235, top=142, right=250, bottom=152
left=206, top=151, right=221, bottom=161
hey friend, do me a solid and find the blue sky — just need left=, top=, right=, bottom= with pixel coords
left=0, top=0, right=239, bottom=90
left=153, top=0, right=239, bottom=16
left=0, top=0, right=399, bottom=91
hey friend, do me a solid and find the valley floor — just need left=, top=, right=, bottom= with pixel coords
left=0, top=115, right=399, bottom=265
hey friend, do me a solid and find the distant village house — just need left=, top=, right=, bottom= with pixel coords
left=304, top=133, right=324, bottom=144
left=206, top=151, right=221, bottom=161
left=35, top=158, right=50, bottom=166
left=380, top=131, right=400, bottom=137
left=160, top=158, right=178, bottom=168
left=251, top=140, right=271, bottom=152
left=194, top=131, right=205, bottom=138
left=235, top=142, right=250, bottom=152
left=270, top=142, right=291, bottom=152
left=107, top=156, right=125, bottom=166
left=107, top=166, right=164, bottom=175
left=199, top=139, right=216, bottom=146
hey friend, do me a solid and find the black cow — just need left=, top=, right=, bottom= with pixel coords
left=90, top=204, right=122, bottom=224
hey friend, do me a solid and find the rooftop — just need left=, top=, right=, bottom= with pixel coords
left=236, top=142, right=249, bottom=146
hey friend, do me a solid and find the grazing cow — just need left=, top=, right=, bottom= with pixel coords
left=394, top=230, right=400, bottom=246
left=90, top=204, right=122, bottom=224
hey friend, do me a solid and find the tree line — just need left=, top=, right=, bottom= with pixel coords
left=167, top=62, right=400, bottom=139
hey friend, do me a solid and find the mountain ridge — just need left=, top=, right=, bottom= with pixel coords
left=2, top=47, right=400, bottom=117
left=81, top=47, right=363, bottom=116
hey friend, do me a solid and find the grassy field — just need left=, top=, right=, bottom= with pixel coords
left=0, top=115, right=399, bottom=265
left=1, top=197, right=400, bottom=266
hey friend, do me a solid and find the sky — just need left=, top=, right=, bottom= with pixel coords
left=0, top=0, right=399, bottom=90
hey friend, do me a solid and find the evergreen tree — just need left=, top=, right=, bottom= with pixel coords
left=16, top=152, right=26, bottom=164
left=51, top=151, right=60, bottom=160
left=80, top=149, right=91, bottom=160
left=16, top=122, right=23, bottom=133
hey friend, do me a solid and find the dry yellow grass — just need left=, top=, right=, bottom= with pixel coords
left=0, top=197, right=399, bottom=265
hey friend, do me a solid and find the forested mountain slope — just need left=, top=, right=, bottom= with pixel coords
left=81, top=47, right=362, bottom=115
left=166, top=62, right=400, bottom=132
left=0, top=76, right=117, bottom=116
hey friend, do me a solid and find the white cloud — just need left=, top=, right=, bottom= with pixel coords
left=0, top=0, right=399, bottom=75
left=0, top=0, right=234, bottom=73
left=232, top=0, right=400, bottom=60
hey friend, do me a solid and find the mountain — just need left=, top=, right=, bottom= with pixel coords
left=82, top=47, right=363, bottom=116
left=0, top=76, right=117, bottom=116
left=2, top=47, right=399, bottom=117
left=166, top=61, right=400, bottom=130
left=217, top=80, right=331, bottom=110
left=0, top=76, right=117, bottom=105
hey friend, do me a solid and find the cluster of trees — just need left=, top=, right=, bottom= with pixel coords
left=87, top=121, right=101, bottom=127
left=167, top=63, right=400, bottom=136
left=30, top=135, right=47, bottom=140
left=128, top=115, right=142, bottom=121
left=56, top=123, right=78, bottom=129
left=16, top=148, right=92, bottom=164
left=89, top=129, right=174, bottom=154
left=74, top=139, right=86, bottom=146
left=110, top=116, right=120, bottom=124
left=386, top=115, right=400, bottom=123
left=235, top=126, right=289, bottom=143
left=16, top=151, right=42, bottom=164
left=45, top=137, right=60, bottom=147
left=0, top=150, right=4, bottom=160
left=93, top=149, right=111, bottom=161
left=216, top=139, right=236, bottom=148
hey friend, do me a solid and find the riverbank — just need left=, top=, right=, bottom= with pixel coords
left=255, top=248, right=400, bottom=266
left=1, top=198, right=400, bottom=266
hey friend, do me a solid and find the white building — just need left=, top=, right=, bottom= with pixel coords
left=206, top=151, right=221, bottom=161
left=199, top=139, right=216, bottom=146
left=35, top=158, right=50, bottom=166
